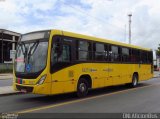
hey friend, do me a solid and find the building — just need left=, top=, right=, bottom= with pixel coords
left=0, top=29, right=21, bottom=63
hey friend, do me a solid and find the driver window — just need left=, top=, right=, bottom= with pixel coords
left=51, top=37, right=71, bottom=66
left=51, top=43, right=59, bottom=65
left=58, top=45, right=70, bottom=62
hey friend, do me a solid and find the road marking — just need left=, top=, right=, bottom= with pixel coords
left=17, top=83, right=160, bottom=113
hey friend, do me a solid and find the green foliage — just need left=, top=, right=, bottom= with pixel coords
left=0, top=69, right=13, bottom=73
left=0, top=63, right=13, bottom=73
left=156, top=44, right=160, bottom=57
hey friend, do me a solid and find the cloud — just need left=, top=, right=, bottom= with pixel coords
left=0, top=0, right=159, bottom=50
left=0, top=0, right=58, bottom=32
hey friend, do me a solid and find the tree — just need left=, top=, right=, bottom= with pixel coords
left=156, top=44, right=160, bottom=57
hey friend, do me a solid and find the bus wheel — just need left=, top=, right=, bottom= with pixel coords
left=131, top=74, right=138, bottom=87
left=77, top=78, right=89, bottom=97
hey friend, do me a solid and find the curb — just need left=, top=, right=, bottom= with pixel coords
left=153, top=76, right=158, bottom=78
left=153, top=75, right=160, bottom=78
left=0, top=78, right=13, bottom=80
left=0, top=74, right=13, bottom=80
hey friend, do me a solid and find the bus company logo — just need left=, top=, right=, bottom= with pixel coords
left=82, top=68, right=97, bottom=72
left=103, top=68, right=113, bottom=72
left=82, top=68, right=90, bottom=72
left=90, top=68, right=97, bottom=72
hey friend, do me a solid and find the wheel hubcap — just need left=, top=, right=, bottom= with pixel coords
left=133, top=77, right=137, bottom=86
left=79, top=83, right=86, bottom=92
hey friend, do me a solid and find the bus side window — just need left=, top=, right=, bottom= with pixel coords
left=94, top=43, right=105, bottom=61
left=51, top=43, right=59, bottom=65
left=58, top=45, right=71, bottom=62
left=140, top=51, right=148, bottom=64
left=105, top=44, right=109, bottom=61
left=132, top=49, right=140, bottom=63
left=108, top=45, right=112, bottom=61
left=77, top=40, right=91, bottom=61
left=51, top=37, right=71, bottom=66
left=148, top=51, right=153, bottom=64
left=51, top=36, right=62, bottom=65
left=110, top=45, right=119, bottom=62
left=122, top=47, right=129, bottom=62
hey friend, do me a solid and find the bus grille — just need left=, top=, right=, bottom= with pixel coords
left=16, top=85, right=33, bottom=93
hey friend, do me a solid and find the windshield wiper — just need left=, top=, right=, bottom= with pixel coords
left=27, top=41, right=39, bottom=63
left=19, top=42, right=28, bottom=62
left=19, top=42, right=26, bottom=55
left=18, top=41, right=39, bottom=64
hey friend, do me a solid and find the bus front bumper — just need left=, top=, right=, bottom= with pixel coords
left=13, top=83, right=51, bottom=95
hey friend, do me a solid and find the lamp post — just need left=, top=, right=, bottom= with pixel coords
left=128, top=13, right=132, bottom=44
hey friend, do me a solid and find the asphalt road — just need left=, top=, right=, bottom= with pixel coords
left=0, top=79, right=12, bottom=87
left=0, top=77, right=160, bottom=115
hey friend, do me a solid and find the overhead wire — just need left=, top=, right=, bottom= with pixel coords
left=60, top=0, right=126, bottom=35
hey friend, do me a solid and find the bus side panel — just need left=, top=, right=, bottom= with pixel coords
left=91, top=63, right=106, bottom=88
left=50, top=63, right=153, bottom=95
left=139, top=64, right=152, bottom=81
left=51, top=81, right=76, bottom=95
left=108, top=64, right=121, bottom=85
left=120, top=64, right=132, bottom=84
left=145, top=64, right=153, bottom=80
left=50, top=63, right=109, bottom=95
left=50, top=63, right=107, bottom=95
left=33, top=82, right=51, bottom=95
left=51, top=67, right=77, bottom=95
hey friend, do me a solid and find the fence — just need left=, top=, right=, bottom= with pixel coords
left=0, top=63, right=13, bottom=73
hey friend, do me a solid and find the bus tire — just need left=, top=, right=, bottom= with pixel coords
left=130, top=74, right=138, bottom=87
left=77, top=78, right=89, bottom=97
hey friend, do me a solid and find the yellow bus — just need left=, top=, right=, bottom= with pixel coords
left=13, top=29, right=153, bottom=97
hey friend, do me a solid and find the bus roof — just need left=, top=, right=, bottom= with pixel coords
left=61, top=30, right=151, bottom=51
left=53, top=29, right=151, bottom=51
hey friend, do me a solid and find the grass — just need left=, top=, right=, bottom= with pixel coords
left=0, top=63, right=13, bottom=73
left=0, top=69, right=13, bottom=73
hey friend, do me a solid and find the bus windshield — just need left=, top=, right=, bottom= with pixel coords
left=15, top=41, right=48, bottom=73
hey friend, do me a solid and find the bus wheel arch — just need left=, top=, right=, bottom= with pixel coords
left=79, top=75, right=92, bottom=88
left=76, top=74, right=92, bottom=97
left=131, top=72, right=139, bottom=87
left=133, top=72, right=139, bottom=81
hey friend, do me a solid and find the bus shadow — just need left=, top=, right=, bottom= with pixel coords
left=19, top=83, right=150, bottom=105
left=88, top=83, right=148, bottom=97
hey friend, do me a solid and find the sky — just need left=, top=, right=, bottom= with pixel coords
left=0, top=0, right=160, bottom=51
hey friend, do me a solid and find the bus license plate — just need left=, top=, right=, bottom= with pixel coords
left=21, top=89, right=27, bottom=93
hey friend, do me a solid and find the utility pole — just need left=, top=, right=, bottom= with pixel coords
left=128, top=13, right=132, bottom=44
left=124, top=24, right=126, bottom=43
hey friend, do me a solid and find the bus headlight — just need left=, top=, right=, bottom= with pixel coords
left=37, top=74, right=47, bottom=85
